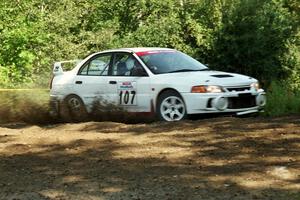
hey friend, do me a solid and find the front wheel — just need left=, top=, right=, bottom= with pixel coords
left=157, top=91, right=187, bottom=121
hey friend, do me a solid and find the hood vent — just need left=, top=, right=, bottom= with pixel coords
left=211, top=74, right=234, bottom=78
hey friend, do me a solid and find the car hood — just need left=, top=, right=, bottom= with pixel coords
left=154, top=70, right=256, bottom=87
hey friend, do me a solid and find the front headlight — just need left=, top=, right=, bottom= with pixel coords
left=191, top=85, right=224, bottom=93
left=251, top=82, right=260, bottom=91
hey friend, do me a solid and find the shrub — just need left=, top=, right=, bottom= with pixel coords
left=264, top=81, right=300, bottom=116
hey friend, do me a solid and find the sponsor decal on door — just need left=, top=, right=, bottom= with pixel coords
left=118, top=82, right=137, bottom=106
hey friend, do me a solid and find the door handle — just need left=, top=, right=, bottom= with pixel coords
left=75, top=81, right=82, bottom=84
left=109, top=81, right=117, bottom=84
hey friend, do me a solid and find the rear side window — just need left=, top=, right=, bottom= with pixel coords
left=78, top=54, right=111, bottom=76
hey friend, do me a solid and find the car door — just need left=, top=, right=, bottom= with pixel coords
left=105, top=52, right=152, bottom=112
left=73, top=53, right=112, bottom=108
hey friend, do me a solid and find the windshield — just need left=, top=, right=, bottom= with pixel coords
left=136, top=50, right=208, bottom=74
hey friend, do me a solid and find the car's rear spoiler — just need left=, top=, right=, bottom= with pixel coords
left=53, top=60, right=81, bottom=76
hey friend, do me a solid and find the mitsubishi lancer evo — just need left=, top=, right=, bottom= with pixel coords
left=50, top=48, right=266, bottom=121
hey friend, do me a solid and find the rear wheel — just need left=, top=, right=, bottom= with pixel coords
left=157, top=90, right=187, bottom=121
left=60, top=95, right=88, bottom=122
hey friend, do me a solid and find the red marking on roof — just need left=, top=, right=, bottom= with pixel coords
left=135, top=50, right=176, bottom=56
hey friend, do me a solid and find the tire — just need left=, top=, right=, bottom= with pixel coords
left=60, top=95, right=88, bottom=122
left=157, top=90, right=187, bottom=121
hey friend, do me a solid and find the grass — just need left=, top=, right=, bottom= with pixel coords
left=264, top=81, right=300, bottom=116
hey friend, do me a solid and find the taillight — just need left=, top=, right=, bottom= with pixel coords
left=49, top=76, right=54, bottom=89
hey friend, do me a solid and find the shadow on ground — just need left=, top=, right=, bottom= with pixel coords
left=0, top=116, right=300, bottom=200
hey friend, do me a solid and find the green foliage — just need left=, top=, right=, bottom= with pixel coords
left=0, top=0, right=299, bottom=90
left=264, top=81, right=300, bottom=116
left=210, top=0, right=299, bottom=85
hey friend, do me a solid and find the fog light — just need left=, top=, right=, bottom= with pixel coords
left=212, top=96, right=228, bottom=110
left=256, top=94, right=266, bottom=107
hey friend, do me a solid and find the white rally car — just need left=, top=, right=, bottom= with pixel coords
left=50, top=47, right=266, bottom=121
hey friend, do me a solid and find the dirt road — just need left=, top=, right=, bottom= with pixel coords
left=0, top=116, right=299, bottom=200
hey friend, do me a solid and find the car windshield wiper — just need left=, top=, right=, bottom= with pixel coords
left=168, top=68, right=209, bottom=73
left=198, top=68, right=210, bottom=71
left=168, top=69, right=199, bottom=73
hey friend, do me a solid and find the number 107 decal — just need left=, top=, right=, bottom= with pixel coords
left=119, top=90, right=137, bottom=105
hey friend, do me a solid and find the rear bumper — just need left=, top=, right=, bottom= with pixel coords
left=49, top=95, right=64, bottom=117
left=182, top=90, right=266, bottom=115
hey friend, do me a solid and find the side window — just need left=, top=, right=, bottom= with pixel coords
left=112, top=53, right=147, bottom=76
left=78, top=54, right=111, bottom=76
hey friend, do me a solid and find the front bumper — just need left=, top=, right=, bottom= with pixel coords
left=182, top=90, right=266, bottom=115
